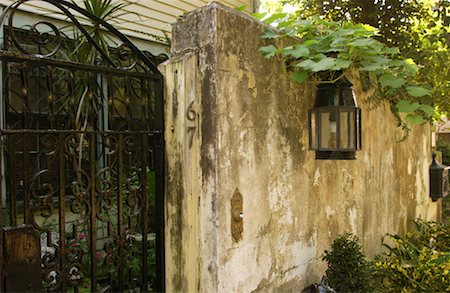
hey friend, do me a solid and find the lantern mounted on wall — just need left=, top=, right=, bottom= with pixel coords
left=308, top=76, right=361, bottom=160
left=429, top=153, right=449, bottom=202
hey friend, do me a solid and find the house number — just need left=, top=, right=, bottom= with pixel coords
left=187, top=101, right=197, bottom=148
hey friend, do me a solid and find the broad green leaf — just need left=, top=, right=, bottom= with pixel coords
left=379, top=73, right=405, bottom=89
left=302, top=39, right=319, bottom=46
left=259, top=45, right=278, bottom=58
left=310, top=57, right=336, bottom=72
left=396, top=100, right=420, bottom=113
left=332, top=59, right=352, bottom=70
left=406, top=114, right=425, bottom=124
left=295, top=59, right=316, bottom=70
left=314, top=35, right=334, bottom=52
left=361, top=60, right=384, bottom=71
left=419, top=104, right=435, bottom=116
left=337, top=28, right=356, bottom=36
left=310, top=53, right=327, bottom=61
left=283, top=45, right=310, bottom=58
left=348, top=38, right=377, bottom=47
left=263, top=12, right=287, bottom=25
left=403, top=58, right=419, bottom=74
left=261, top=29, right=278, bottom=39
left=291, top=71, right=308, bottom=83
left=252, top=12, right=267, bottom=20
left=405, top=86, right=431, bottom=98
left=364, top=55, right=391, bottom=65
left=235, top=4, right=246, bottom=12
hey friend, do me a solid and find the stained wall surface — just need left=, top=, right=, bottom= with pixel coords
left=161, top=3, right=440, bottom=292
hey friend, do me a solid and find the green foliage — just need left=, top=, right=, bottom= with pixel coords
left=261, top=0, right=450, bottom=120
left=256, top=12, right=434, bottom=129
left=374, top=219, right=450, bottom=292
left=437, top=138, right=450, bottom=224
left=437, top=138, right=450, bottom=165
left=322, top=233, right=375, bottom=292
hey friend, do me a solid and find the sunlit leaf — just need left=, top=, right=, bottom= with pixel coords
left=263, top=12, right=288, bottom=25
left=235, top=4, right=246, bottom=12
left=252, top=12, right=267, bottom=20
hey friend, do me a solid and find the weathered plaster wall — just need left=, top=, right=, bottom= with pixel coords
left=160, top=3, right=441, bottom=292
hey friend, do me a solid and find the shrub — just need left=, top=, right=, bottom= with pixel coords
left=374, top=219, right=450, bottom=292
left=322, top=233, right=375, bottom=292
left=437, top=138, right=450, bottom=165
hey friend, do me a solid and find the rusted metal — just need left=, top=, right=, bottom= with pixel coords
left=231, top=190, right=243, bottom=242
left=3, top=225, right=42, bottom=292
left=0, top=0, right=166, bottom=291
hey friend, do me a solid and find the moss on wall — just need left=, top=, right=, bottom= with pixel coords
left=162, top=3, right=440, bottom=292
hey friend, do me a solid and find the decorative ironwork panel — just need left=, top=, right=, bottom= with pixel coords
left=0, top=0, right=166, bottom=292
left=2, top=130, right=162, bottom=292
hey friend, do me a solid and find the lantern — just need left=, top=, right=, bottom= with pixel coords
left=429, top=153, right=449, bottom=202
left=308, top=77, right=361, bottom=160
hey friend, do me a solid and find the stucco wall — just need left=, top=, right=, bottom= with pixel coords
left=160, top=3, right=441, bottom=292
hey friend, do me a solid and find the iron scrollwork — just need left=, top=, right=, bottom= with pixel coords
left=0, top=0, right=165, bottom=291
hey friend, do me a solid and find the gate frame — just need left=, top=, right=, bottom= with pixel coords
left=0, top=0, right=166, bottom=291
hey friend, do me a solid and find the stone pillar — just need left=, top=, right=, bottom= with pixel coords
left=159, top=5, right=220, bottom=291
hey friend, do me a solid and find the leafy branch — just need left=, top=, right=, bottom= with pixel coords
left=256, top=13, right=435, bottom=129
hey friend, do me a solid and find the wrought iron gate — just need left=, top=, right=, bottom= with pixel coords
left=0, top=1, right=165, bottom=292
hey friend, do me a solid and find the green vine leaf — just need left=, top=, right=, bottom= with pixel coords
left=259, top=45, right=278, bottom=58
left=396, top=100, right=421, bottom=113
left=310, top=57, right=337, bottom=72
left=333, top=59, right=352, bottom=70
left=379, top=73, right=405, bottom=89
left=261, top=29, right=278, bottom=39
left=283, top=45, right=310, bottom=58
left=256, top=11, right=436, bottom=130
left=405, top=86, right=431, bottom=97
left=406, top=114, right=425, bottom=124
left=235, top=4, right=246, bottom=12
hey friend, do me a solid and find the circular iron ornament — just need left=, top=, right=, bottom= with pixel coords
left=116, top=43, right=138, bottom=70
left=104, top=134, right=118, bottom=154
left=41, top=133, right=59, bottom=156
left=8, top=5, right=62, bottom=58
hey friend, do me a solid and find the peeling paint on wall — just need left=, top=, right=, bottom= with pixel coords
left=163, top=3, right=440, bottom=292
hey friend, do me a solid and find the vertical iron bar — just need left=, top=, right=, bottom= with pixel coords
left=21, top=63, right=29, bottom=225
left=89, top=132, right=97, bottom=292
left=0, top=132, right=3, bottom=291
left=141, top=133, right=148, bottom=291
left=154, top=76, right=165, bottom=292
left=58, top=133, right=67, bottom=292
left=0, top=22, right=5, bottom=289
left=117, top=133, right=124, bottom=290
left=8, top=134, right=16, bottom=226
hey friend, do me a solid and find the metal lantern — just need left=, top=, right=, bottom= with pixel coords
left=429, top=153, right=449, bottom=202
left=308, top=77, right=361, bottom=160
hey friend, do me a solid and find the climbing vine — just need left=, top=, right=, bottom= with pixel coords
left=256, top=13, right=435, bottom=130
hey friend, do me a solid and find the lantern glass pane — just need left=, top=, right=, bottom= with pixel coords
left=310, top=111, right=318, bottom=149
left=340, top=110, right=355, bottom=149
left=320, top=111, right=337, bottom=149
